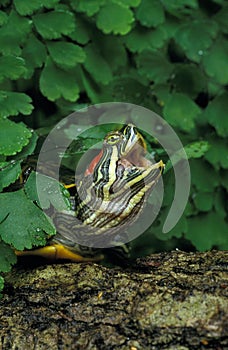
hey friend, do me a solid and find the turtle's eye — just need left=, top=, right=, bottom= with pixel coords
left=106, top=133, right=121, bottom=145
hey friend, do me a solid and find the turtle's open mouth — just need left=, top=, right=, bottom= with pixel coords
left=120, top=136, right=165, bottom=175
left=126, top=142, right=152, bottom=167
left=121, top=137, right=152, bottom=169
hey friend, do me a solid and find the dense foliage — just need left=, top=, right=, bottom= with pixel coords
left=0, top=0, right=227, bottom=292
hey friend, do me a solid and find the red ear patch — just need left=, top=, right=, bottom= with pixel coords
left=84, top=150, right=103, bottom=176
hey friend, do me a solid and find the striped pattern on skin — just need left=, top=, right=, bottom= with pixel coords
left=53, top=124, right=164, bottom=253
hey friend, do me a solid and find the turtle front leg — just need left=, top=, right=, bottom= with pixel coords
left=15, top=244, right=104, bottom=262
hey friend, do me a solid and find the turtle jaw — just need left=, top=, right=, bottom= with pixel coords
left=120, top=124, right=150, bottom=168
left=118, top=142, right=164, bottom=199
left=121, top=134, right=157, bottom=170
left=123, top=141, right=151, bottom=168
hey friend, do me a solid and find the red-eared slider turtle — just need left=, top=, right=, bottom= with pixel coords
left=16, top=124, right=164, bottom=262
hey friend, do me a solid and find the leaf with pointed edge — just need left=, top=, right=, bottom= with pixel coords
left=113, top=76, right=148, bottom=103
left=0, top=119, right=32, bottom=156
left=0, top=91, right=33, bottom=118
left=207, top=81, right=224, bottom=97
left=152, top=204, right=188, bottom=240
left=124, top=25, right=167, bottom=53
left=0, top=131, right=38, bottom=191
left=214, top=189, right=227, bottom=219
left=135, top=0, right=165, bottom=28
left=171, top=64, right=207, bottom=98
left=98, top=35, right=127, bottom=71
left=185, top=141, right=210, bottom=159
left=33, top=10, right=75, bottom=40
left=40, top=57, right=80, bottom=102
left=202, top=38, right=228, bottom=85
left=47, top=41, right=86, bottom=69
left=162, top=16, right=181, bottom=39
left=153, top=84, right=171, bottom=107
left=164, top=141, right=210, bottom=174
left=14, top=130, right=38, bottom=160
left=68, top=17, right=91, bottom=44
left=0, top=241, right=17, bottom=273
left=80, top=69, right=101, bottom=104
left=83, top=43, right=112, bottom=84
left=190, top=159, right=219, bottom=192
left=96, top=2, right=134, bottom=35
left=0, top=189, right=55, bottom=250
left=204, top=136, right=228, bottom=169
left=24, top=171, right=71, bottom=211
left=163, top=93, right=201, bottom=132
left=162, top=0, right=198, bottom=15
left=193, top=192, right=213, bottom=212
left=0, top=161, right=21, bottom=191
left=0, top=56, right=27, bottom=82
left=214, top=6, right=228, bottom=34
left=22, top=34, right=47, bottom=78
left=0, top=10, right=31, bottom=55
left=187, top=212, right=228, bottom=251
left=14, top=0, right=59, bottom=16
left=204, top=93, right=228, bottom=137
left=136, top=50, right=173, bottom=83
left=174, top=20, right=218, bottom=63
left=70, top=0, right=105, bottom=16
left=0, top=10, right=7, bottom=25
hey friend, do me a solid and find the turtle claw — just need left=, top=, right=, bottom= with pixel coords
left=15, top=244, right=104, bottom=262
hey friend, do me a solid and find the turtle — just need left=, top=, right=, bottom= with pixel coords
left=16, top=124, right=164, bottom=262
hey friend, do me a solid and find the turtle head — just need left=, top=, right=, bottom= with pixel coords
left=54, top=124, right=164, bottom=249
left=94, top=124, right=164, bottom=192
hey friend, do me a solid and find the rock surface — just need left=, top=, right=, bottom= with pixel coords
left=0, top=250, right=227, bottom=349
